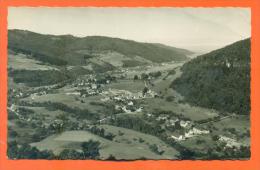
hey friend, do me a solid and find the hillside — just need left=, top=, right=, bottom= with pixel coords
left=8, top=29, right=192, bottom=66
left=171, top=38, right=250, bottom=115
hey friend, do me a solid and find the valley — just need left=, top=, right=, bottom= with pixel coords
left=7, top=30, right=250, bottom=160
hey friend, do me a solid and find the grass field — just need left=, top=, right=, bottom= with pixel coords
left=8, top=53, right=58, bottom=71
left=25, top=106, right=65, bottom=118
left=31, top=129, right=179, bottom=160
left=98, top=51, right=128, bottom=67
left=142, top=98, right=218, bottom=121
left=104, top=80, right=146, bottom=92
left=23, top=93, right=109, bottom=115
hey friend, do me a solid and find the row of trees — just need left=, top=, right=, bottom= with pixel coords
left=111, top=114, right=165, bottom=136
left=133, top=71, right=162, bottom=80
left=89, top=126, right=115, bottom=141
left=8, top=69, right=71, bottom=87
left=8, top=140, right=101, bottom=160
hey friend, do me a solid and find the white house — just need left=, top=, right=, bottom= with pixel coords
left=218, top=135, right=241, bottom=148
left=171, top=135, right=185, bottom=141
left=184, top=128, right=210, bottom=138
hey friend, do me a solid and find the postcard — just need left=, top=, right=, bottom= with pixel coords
left=0, top=0, right=260, bottom=170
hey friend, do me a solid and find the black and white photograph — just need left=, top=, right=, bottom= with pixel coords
left=7, top=7, right=251, bottom=160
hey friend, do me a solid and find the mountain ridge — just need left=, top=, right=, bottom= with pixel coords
left=8, top=29, right=192, bottom=66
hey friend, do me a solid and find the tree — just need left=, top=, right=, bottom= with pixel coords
left=107, top=154, right=116, bottom=160
left=141, top=73, right=149, bottom=80
left=104, top=132, right=115, bottom=140
left=212, top=135, right=220, bottom=141
left=166, top=96, right=175, bottom=102
left=81, top=140, right=101, bottom=159
left=142, top=87, right=149, bottom=96
left=8, top=129, right=18, bottom=138
left=134, top=75, right=139, bottom=80
left=149, top=144, right=164, bottom=155
left=7, top=141, right=55, bottom=159
left=59, top=149, right=84, bottom=160
left=178, top=148, right=195, bottom=159
left=149, top=71, right=162, bottom=78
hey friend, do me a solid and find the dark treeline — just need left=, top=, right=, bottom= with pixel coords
left=89, top=126, right=115, bottom=141
left=8, top=69, right=72, bottom=87
left=9, top=47, right=68, bottom=66
left=8, top=140, right=101, bottom=160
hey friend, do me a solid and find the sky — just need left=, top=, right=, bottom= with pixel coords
left=8, top=7, right=251, bottom=53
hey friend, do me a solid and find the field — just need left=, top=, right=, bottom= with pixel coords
left=141, top=98, right=218, bottom=121
left=8, top=52, right=58, bottom=71
left=22, top=92, right=110, bottom=115
left=104, top=80, right=146, bottom=92
left=32, top=128, right=179, bottom=160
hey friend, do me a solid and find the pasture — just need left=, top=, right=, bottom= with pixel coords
left=31, top=129, right=179, bottom=160
left=142, top=98, right=219, bottom=121
left=8, top=53, right=58, bottom=71
left=22, top=93, right=109, bottom=115
left=104, top=80, right=146, bottom=92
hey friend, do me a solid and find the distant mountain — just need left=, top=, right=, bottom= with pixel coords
left=8, top=29, right=192, bottom=66
left=171, top=38, right=250, bottom=115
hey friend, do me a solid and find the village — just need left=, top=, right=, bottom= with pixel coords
left=7, top=59, right=249, bottom=160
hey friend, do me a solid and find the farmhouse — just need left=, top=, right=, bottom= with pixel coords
left=184, top=128, right=210, bottom=138
left=180, top=120, right=191, bottom=128
left=218, top=135, right=241, bottom=148
left=171, top=134, right=185, bottom=141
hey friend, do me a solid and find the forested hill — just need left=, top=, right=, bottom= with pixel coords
left=171, top=38, right=250, bottom=115
left=8, top=29, right=192, bottom=66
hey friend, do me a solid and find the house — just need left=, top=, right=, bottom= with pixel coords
left=136, top=107, right=143, bottom=112
left=91, top=84, right=97, bottom=89
left=184, top=128, right=210, bottom=138
left=10, top=104, right=15, bottom=111
left=171, top=134, right=185, bottom=141
left=156, top=115, right=168, bottom=121
left=166, top=119, right=179, bottom=126
left=180, top=120, right=191, bottom=128
left=101, top=97, right=110, bottom=102
left=128, top=101, right=134, bottom=106
left=218, top=135, right=241, bottom=148
left=146, top=113, right=152, bottom=117
left=122, top=106, right=132, bottom=113
left=66, top=92, right=80, bottom=96
left=115, top=105, right=121, bottom=110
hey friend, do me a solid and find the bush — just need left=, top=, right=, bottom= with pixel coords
left=81, top=140, right=101, bottom=159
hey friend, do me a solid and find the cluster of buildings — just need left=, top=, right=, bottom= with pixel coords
left=144, top=112, right=210, bottom=142
left=101, top=88, right=157, bottom=102
left=72, top=75, right=97, bottom=88
left=218, top=135, right=242, bottom=148
left=100, top=88, right=157, bottom=114
left=170, top=127, right=210, bottom=141
left=65, top=78, right=101, bottom=97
